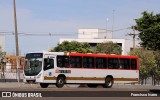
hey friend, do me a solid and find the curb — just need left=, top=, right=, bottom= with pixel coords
left=0, top=79, right=23, bottom=82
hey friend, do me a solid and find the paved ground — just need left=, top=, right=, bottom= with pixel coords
left=0, top=82, right=160, bottom=90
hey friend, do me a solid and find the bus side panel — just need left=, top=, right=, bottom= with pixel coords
left=57, top=68, right=139, bottom=84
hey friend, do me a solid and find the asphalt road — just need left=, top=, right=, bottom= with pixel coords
left=0, top=82, right=160, bottom=90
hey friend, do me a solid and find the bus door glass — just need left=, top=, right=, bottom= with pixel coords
left=43, top=58, right=54, bottom=71
left=43, top=55, right=55, bottom=77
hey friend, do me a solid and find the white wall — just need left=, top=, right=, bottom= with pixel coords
left=78, top=29, right=112, bottom=39
left=0, top=35, right=5, bottom=51
left=125, top=39, right=140, bottom=55
left=98, top=29, right=112, bottom=39
left=124, top=39, right=133, bottom=55
left=78, top=29, right=98, bottom=39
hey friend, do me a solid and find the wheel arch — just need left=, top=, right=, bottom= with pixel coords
left=57, top=74, right=66, bottom=83
left=106, top=75, right=114, bottom=83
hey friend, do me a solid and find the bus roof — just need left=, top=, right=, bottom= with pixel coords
left=69, top=52, right=138, bottom=59
left=26, top=52, right=138, bottom=59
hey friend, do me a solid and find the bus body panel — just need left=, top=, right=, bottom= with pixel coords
left=42, top=68, right=139, bottom=84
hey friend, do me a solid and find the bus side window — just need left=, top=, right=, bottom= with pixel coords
left=57, top=56, right=62, bottom=67
left=44, top=58, right=54, bottom=71
left=119, top=58, right=130, bottom=69
left=83, top=57, right=94, bottom=68
left=96, top=57, right=106, bottom=69
left=83, top=57, right=87, bottom=68
left=57, top=56, right=69, bottom=68
left=70, top=56, right=82, bottom=68
left=64, top=57, right=69, bottom=67
left=131, top=59, right=137, bottom=69
left=108, top=58, right=119, bottom=69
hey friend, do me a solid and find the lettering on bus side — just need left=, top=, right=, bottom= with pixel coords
left=58, top=70, right=71, bottom=74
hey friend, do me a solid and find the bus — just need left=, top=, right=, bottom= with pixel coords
left=23, top=52, right=139, bottom=88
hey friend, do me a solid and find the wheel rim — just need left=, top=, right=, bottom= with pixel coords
left=58, top=79, right=63, bottom=85
left=106, top=78, right=112, bottom=86
left=108, top=80, right=112, bottom=86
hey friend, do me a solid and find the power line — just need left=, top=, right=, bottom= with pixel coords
left=0, top=32, right=76, bottom=36
left=0, top=27, right=132, bottom=36
left=19, top=32, right=75, bottom=36
left=113, top=27, right=131, bottom=32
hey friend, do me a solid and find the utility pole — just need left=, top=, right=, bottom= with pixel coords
left=128, top=27, right=138, bottom=50
left=13, top=0, right=20, bottom=83
left=112, top=10, right=115, bottom=38
left=106, top=18, right=109, bottom=39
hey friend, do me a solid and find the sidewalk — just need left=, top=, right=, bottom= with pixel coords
left=0, top=82, right=38, bottom=88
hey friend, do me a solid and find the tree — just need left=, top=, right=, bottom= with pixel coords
left=153, top=50, right=160, bottom=85
left=95, top=41, right=122, bottom=54
left=0, top=46, right=3, bottom=69
left=130, top=48, right=157, bottom=85
left=134, top=11, right=160, bottom=50
left=51, top=41, right=93, bottom=53
left=0, top=46, right=2, bottom=56
left=134, top=11, right=160, bottom=85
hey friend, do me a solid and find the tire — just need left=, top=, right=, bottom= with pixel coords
left=87, top=84, right=98, bottom=88
left=40, top=83, right=49, bottom=88
left=103, top=77, right=113, bottom=88
left=56, top=76, right=65, bottom=88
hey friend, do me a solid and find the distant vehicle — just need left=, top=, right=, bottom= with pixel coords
left=23, top=52, right=139, bottom=88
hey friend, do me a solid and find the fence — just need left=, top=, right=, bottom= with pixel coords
left=0, top=68, right=23, bottom=82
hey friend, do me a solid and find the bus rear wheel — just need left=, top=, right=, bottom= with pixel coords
left=103, top=77, right=113, bottom=88
left=56, top=76, right=65, bottom=88
left=40, top=83, right=49, bottom=88
left=87, top=84, right=98, bottom=88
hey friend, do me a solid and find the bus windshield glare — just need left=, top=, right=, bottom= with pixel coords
left=24, top=53, right=43, bottom=76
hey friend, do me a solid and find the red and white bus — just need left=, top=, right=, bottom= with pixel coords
left=23, top=52, right=139, bottom=88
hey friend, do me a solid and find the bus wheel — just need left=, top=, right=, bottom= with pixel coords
left=56, top=76, right=65, bottom=88
left=103, top=77, right=113, bottom=88
left=40, top=83, right=49, bottom=88
left=87, top=84, right=98, bottom=88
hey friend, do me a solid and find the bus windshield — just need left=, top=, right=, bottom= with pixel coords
left=24, top=53, right=43, bottom=76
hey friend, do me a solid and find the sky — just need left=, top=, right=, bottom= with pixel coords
left=0, top=0, right=160, bottom=55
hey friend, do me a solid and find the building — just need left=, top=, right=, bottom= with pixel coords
left=78, top=28, right=112, bottom=39
left=5, top=55, right=24, bottom=72
left=0, top=35, right=5, bottom=51
left=59, top=28, right=139, bottom=55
